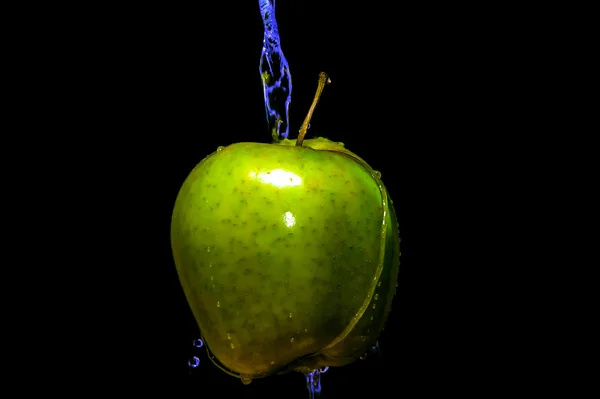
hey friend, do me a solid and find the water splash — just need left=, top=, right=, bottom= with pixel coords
left=259, top=0, right=292, bottom=142
left=304, top=367, right=329, bottom=399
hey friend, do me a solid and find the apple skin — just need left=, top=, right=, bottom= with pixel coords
left=171, top=137, right=399, bottom=378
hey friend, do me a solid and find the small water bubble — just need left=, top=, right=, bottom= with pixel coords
left=210, top=275, right=214, bottom=281
left=217, top=301, right=221, bottom=307
left=374, top=293, right=379, bottom=300
left=193, top=339, right=203, bottom=348
left=227, top=333, right=231, bottom=340
left=304, top=328, right=308, bottom=333
left=377, top=281, right=382, bottom=287
left=372, top=304, right=376, bottom=309
left=217, top=146, right=225, bottom=152
left=206, top=246, right=212, bottom=252
left=374, top=170, right=381, bottom=178
left=209, top=262, right=213, bottom=268
left=230, top=342, right=235, bottom=349
left=289, top=312, right=293, bottom=318
left=188, top=356, right=200, bottom=368
left=240, top=374, right=253, bottom=385
left=290, top=337, right=295, bottom=343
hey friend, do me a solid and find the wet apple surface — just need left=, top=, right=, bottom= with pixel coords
left=171, top=138, right=399, bottom=378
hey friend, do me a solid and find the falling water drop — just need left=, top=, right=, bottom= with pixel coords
left=193, top=339, right=204, bottom=348
left=368, top=340, right=382, bottom=357
left=259, top=0, right=292, bottom=142
left=240, top=374, right=253, bottom=385
left=188, top=356, right=200, bottom=368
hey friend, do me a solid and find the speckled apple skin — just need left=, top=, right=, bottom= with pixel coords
left=171, top=140, right=399, bottom=378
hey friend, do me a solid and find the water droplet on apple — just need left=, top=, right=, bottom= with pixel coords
left=230, top=342, right=235, bottom=349
left=188, top=356, right=200, bottom=368
left=373, top=170, right=381, bottom=178
left=206, top=246, right=212, bottom=252
left=289, top=312, right=293, bottom=318
left=240, top=374, right=253, bottom=385
left=217, top=301, right=221, bottom=307
left=217, top=146, right=225, bottom=152
left=193, top=339, right=203, bottom=348
left=290, top=337, right=295, bottom=343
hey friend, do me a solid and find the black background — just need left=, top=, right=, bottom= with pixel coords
left=29, top=0, right=534, bottom=396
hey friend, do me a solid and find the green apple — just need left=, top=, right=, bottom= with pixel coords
left=171, top=73, right=400, bottom=381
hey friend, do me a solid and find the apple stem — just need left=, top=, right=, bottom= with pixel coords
left=296, top=72, right=331, bottom=147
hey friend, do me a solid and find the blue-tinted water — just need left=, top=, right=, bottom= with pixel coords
left=259, top=0, right=292, bottom=142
